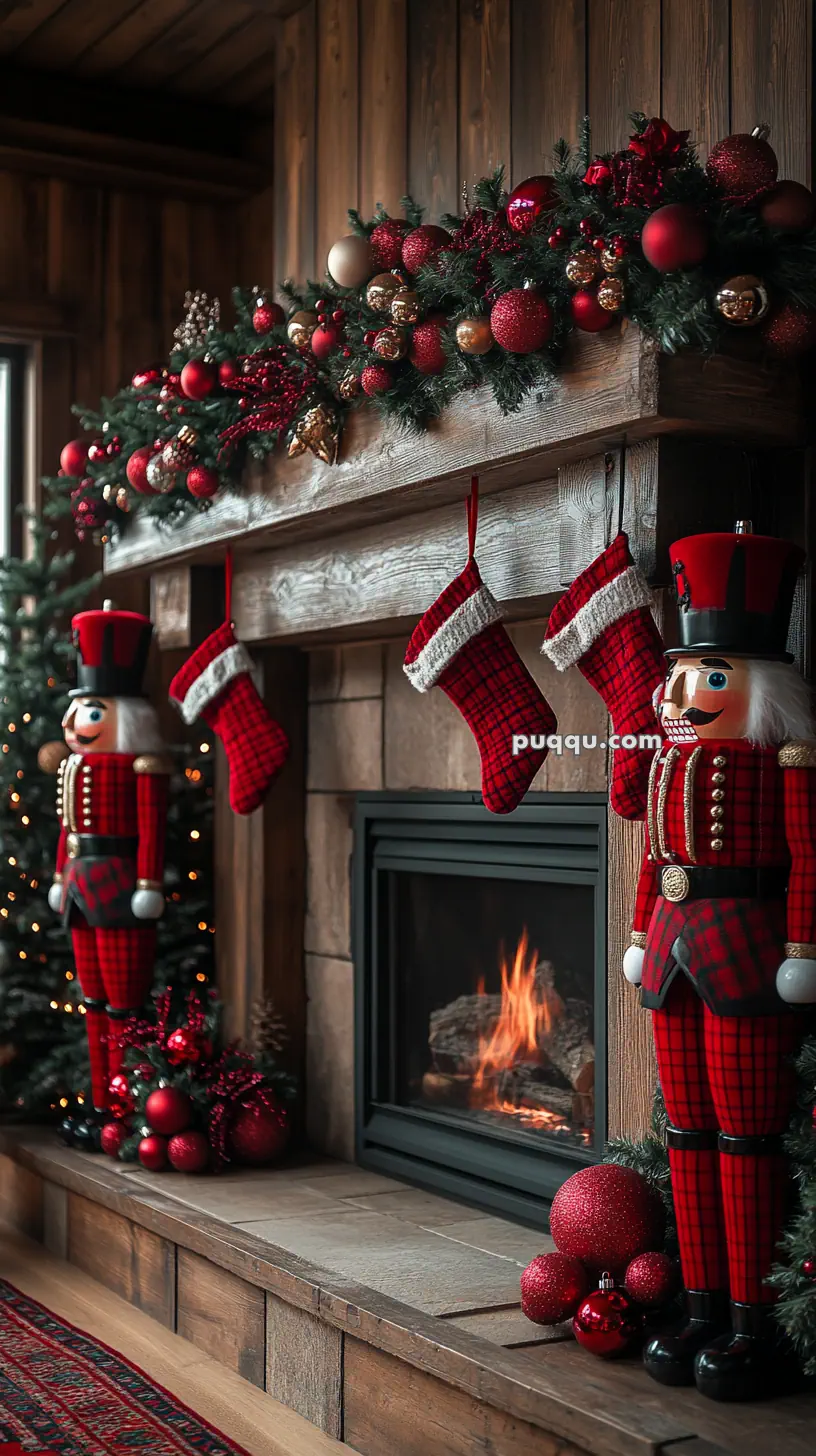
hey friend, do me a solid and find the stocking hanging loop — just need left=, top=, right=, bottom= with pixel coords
left=466, top=475, right=479, bottom=561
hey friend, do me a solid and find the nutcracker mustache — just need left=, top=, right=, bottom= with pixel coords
left=681, top=707, right=723, bottom=726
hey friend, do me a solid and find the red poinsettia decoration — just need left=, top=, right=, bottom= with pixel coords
left=628, top=117, right=689, bottom=165
left=584, top=117, right=690, bottom=209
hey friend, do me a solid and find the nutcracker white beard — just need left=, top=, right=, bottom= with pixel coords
left=744, top=659, right=814, bottom=745
left=115, top=698, right=166, bottom=754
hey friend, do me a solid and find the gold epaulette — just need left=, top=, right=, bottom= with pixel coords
left=778, top=741, right=816, bottom=768
left=133, top=754, right=175, bottom=776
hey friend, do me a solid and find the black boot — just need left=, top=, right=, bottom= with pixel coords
left=643, top=1290, right=730, bottom=1386
left=694, top=1302, right=800, bottom=1402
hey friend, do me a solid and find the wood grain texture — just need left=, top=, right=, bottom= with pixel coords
left=176, top=1246, right=265, bottom=1387
left=558, top=453, right=613, bottom=584
left=510, top=0, right=587, bottom=177
left=42, top=1180, right=67, bottom=1259
left=459, top=0, right=511, bottom=185
left=66, top=1192, right=176, bottom=1328
left=150, top=565, right=192, bottom=649
left=660, top=0, right=728, bottom=157
left=316, top=0, right=359, bottom=274
left=606, top=806, right=656, bottom=1138
left=266, top=1293, right=343, bottom=1437
left=588, top=0, right=661, bottom=153
left=407, top=0, right=459, bottom=219
left=0, top=1154, right=43, bottom=1240
left=359, top=0, right=407, bottom=215
left=730, top=0, right=812, bottom=184
left=274, top=0, right=317, bottom=282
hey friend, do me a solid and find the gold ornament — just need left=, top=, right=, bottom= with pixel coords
left=287, top=403, right=341, bottom=465
left=373, top=326, right=408, bottom=361
left=327, top=234, right=373, bottom=288
left=565, top=250, right=601, bottom=286
left=601, top=246, right=623, bottom=274
left=338, top=370, right=361, bottom=400
left=391, top=288, right=421, bottom=325
left=366, top=272, right=401, bottom=312
left=597, top=276, right=625, bottom=313
left=286, top=310, right=318, bottom=348
left=714, top=273, right=770, bottom=326
left=115, top=486, right=130, bottom=512
left=455, top=316, right=494, bottom=355
left=145, top=453, right=177, bottom=493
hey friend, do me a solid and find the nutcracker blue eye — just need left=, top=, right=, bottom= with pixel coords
left=88, top=709, right=102, bottom=723
left=706, top=671, right=727, bottom=690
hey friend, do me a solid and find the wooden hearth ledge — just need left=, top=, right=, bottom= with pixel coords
left=1, top=1129, right=813, bottom=1456
left=104, top=323, right=804, bottom=648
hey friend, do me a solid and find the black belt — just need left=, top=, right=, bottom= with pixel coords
left=659, top=864, right=787, bottom=903
left=66, top=833, right=137, bottom=859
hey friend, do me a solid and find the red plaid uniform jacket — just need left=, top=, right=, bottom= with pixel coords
left=631, top=738, right=816, bottom=1014
left=55, top=752, right=170, bottom=928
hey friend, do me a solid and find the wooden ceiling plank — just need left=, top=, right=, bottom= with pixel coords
left=118, top=0, right=260, bottom=89
left=14, top=0, right=142, bottom=67
left=171, top=15, right=270, bottom=97
left=213, top=49, right=277, bottom=113
left=0, top=0, right=68, bottom=53
left=72, top=0, right=197, bottom=78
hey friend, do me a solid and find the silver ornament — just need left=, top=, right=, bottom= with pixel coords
left=145, top=453, right=177, bottom=494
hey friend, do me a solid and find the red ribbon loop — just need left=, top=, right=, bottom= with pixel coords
left=466, top=475, right=479, bottom=560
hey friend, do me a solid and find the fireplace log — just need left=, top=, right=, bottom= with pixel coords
left=534, top=963, right=595, bottom=1094
left=428, top=993, right=503, bottom=1074
left=495, top=1064, right=585, bottom=1125
left=420, top=1071, right=471, bottom=1106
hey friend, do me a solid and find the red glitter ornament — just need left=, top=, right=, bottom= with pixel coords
left=370, top=217, right=410, bottom=269
left=100, top=1121, right=126, bottom=1158
left=186, top=465, right=219, bottom=500
left=227, top=1090, right=289, bottom=1166
left=125, top=446, right=158, bottom=495
left=520, top=1252, right=588, bottom=1324
left=166, top=1027, right=208, bottom=1065
left=180, top=358, right=217, bottom=400
left=60, top=439, right=89, bottom=477
left=132, top=365, right=162, bottom=390
left=361, top=363, right=393, bottom=395
left=253, top=302, right=285, bottom=333
left=107, top=1071, right=134, bottom=1120
left=218, top=359, right=239, bottom=387
left=401, top=224, right=450, bottom=274
left=706, top=128, right=778, bottom=201
left=571, top=290, right=615, bottom=332
left=146, top=1086, right=192, bottom=1136
left=168, top=1129, right=210, bottom=1174
left=311, top=323, right=340, bottom=360
left=623, top=1251, right=677, bottom=1307
left=762, top=300, right=816, bottom=359
left=550, top=1163, right=665, bottom=1276
left=641, top=203, right=708, bottom=272
left=409, top=316, right=447, bottom=375
left=138, top=1134, right=168, bottom=1172
left=573, top=1273, right=641, bottom=1359
left=760, top=179, right=816, bottom=233
left=506, top=175, right=557, bottom=235
left=490, top=288, right=553, bottom=353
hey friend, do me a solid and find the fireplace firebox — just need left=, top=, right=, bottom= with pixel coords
left=352, top=793, right=607, bottom=1224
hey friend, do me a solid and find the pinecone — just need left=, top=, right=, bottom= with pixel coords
left=249, top=998, right=289, bottom=1056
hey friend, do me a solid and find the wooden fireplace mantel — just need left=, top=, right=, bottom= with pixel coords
left=105, top=322, right=804, bottom=647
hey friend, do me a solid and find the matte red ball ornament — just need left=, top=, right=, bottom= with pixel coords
left=760, top=179, right=816, bottom=233
left=125, top=446, right=158, bottom=495
left=145, top=1086, right=193, bottom=1137
left=253, top=302, right=284, bottom=333
left=401, top=224, right=450, bottom=275
left=520, top=1253, right=589, bottom=1324
left=409, top=316, right=447, bottom=375
left=641, top=204, right=708, bottom=272
left=310, top=323, right=340, bottom=360
left=801, top=1257, right=816, bottom=1279
left=60, top=439, right=89, bottom=477
left=370, top=217, right=410, bottom=269
left=107, top=1072, right=134, bottom=1120
left=138, top=1134, right=168, bottom=1171
left=506, top=175, right=558, bottom=235
left=180, top=358, right=217, bottom=400
left=227, top=1092, right=289, bottom=1166
left=166, top=1027, right=208, bottom=1065
left=572, top=1273, right=641, bottom=1359
left=186, top=465, right=219, bottom=500
left=490, top=288, right=553, bottom=353
left=570, top=290, right=615, bottom=332
left=100, top=1121, right=126, bottom=1158
left=132, top=365, right=162, bottom=391
left=762, top=300, right=816, bottom=359
left=550, top=1163, right=665, bottom=1276
left=218, top=359, right=239, bottom=387
left=623, top=1251, right=677, bottom=1307
left=361, top=363, right=393, bottom=395
left=706, top=128, right=778, bottom=200
left=167, top=1130, right=210, bottom=1174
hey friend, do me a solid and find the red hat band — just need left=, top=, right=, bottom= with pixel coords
left=71, top=607, right=152, bottom=697
left=668, top=531, right=804, bottom=660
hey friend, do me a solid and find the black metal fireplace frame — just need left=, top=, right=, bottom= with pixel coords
left=352, top=791, right=608, bottom=1225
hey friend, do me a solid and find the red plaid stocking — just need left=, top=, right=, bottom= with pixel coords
left=542, top=533, right=665, bottom=818
left=169, top=620, right=289, bottom=815
left=403, top=480, right=556, bottom=814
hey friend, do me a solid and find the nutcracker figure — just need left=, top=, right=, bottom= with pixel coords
left=47, top=602, right=171, bottom=1130
left=543, top=524, right=815, bottom=1402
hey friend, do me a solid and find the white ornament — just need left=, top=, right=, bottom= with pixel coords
left=776, top=957, right=816, bottom=1004
left=622, top=945, right=645, bottom=985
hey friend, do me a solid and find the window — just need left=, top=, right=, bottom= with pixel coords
left=0, top=344, right=25, bottom=560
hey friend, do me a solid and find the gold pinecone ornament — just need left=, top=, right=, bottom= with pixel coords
left=249, top=997, right=290, bottom=1057
left=288, top=403, right=341, bottom=464
left=286, top=311, right=318, bottom=348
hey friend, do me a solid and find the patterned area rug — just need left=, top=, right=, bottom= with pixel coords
left=0, top=1279, right=252, bottom=1455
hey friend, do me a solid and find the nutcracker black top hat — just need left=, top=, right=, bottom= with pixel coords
left=70, top=601, right=152, bottom=697
left=667, top=524, right=804, bottom=661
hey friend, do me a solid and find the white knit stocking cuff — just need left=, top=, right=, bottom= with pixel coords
left=542, top=565, right=653, bottom=672
left=174, top=641, right=254, bottom=724
left=404, top=585, right=502, bottom=693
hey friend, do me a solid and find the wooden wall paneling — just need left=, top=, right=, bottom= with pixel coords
left=66, top=1193, right=176, bottom=1329
left=239, top=184, right=277, bottom=289
left=660, top=0, right=728, bottom=156
left=45, top=179, right=106, bottom=405
left=458, top=0, right=511, bottom=186
left=266, top=1293, right=343, bottom=1437
left=188, top=200, right=239, bottom=328
left=407, top=0, right=459, bottom=220
left=160, top=199, right=192, bottom=348
left=274, top=0, right=317, bottom=283
left=13, top=0, right=139, bottom=69
left=0, top=170, right=48, bottom=301
left=119, top=0, right=248, bottom=91
left=42, top=1181, right=68, bottom=1260
left=730, top=0, right=812, bottom=185
left=103, top=190, right=163, bottom=392
left=607, top=808, right=656, bottom=1138
left=0, top=1154, right=43, bottom=1240
left=73, top=0, right=197, bottom=79
left=510, top=0, right=587, bottom=179
left=316, top=0, right=359, bottom=274
left=587, top=0, right=661, bottom=154
left=176, top=1248, right=266, bottom=1387
left=358, top=0, right=407, bottom=216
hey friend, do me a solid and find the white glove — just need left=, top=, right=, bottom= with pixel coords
left=622, top=945, right=645, bottom=986
left=48, top=882, right=63, bottom=913
left=776, top=957, right=816, bottom=1004
left=131, top=888, right=164, bottom=921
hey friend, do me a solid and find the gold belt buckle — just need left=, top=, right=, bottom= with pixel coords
left=66, top=832, right=80, bottom=859
left=662, top=866, right=690, bottom=902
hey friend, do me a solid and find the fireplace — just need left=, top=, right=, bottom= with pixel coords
left=352, top=793, right=607, bottom=1223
